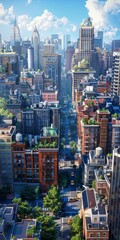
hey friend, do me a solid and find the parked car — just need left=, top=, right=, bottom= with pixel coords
left=69, top=197, right=78, bottom=202
left=68, top=217, right=72, bottom=224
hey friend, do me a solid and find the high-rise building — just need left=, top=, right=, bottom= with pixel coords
left=112, top=51, right=120, bottom=97
left=28, top=46, right=34, bottom=70
left=109, top=147, right=120, bottom=239
left=12, top=18, right=22, bottom=56
left=72, top=60, right=95, bottom=102
left=61, top=34, right=71, bottom=51
left=97, top=31, right=103, bottom=48
left=94, top=31, right=103, bottom=49
left=0, top=51, right=19, bottom=74
left=22, top=101, right=60, bottom=135
left=78, top=17, right=94, bottom=61
left=32, top=26, right=40, bottom=70
left=66, top=45, right=75, bottom=72
left=112, top=40, right=120, bottom=52
left=72, top=17, right=99, bottom=77
left=42, top=43, right=61, bottom=94
left=13, top=18, right=21, bottom=43
left=0, top=126, right=16, bottom=187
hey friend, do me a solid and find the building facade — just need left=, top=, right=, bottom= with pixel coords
left=109, top=147, right=120, bottom=240
left=32, top=26, right=40, bottom=70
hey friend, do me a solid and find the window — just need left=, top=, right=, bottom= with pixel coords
left=90, top=233, right=93, bottom=237
left=103, top=233, right=106, bottom=237
left=96, top=233, right=100, bottom=237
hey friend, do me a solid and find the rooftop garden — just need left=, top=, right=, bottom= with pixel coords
left=32, top=140, right=58, bottom=150
left=98, top=108, right=109, bottom=113
left=112, top=113, right=120, bottom=118
left=82, top=117, right=98, bottom=125
left=0, top=97, right=13, bottom=118
left=74, top=59, right=93, bottom=72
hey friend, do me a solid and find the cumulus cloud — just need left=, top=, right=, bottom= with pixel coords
left=27, top=10, right=69, bottom=31
left=0, top=3, right=15, bottom=24
left=17, top=9, right=77, bottom=35
left=104, top=0, right=120, bottom=13
left=85, top=0, right=120, bottom=41
left=104, top=27, right=118, bottom=41
left=18, top=15, right=31, bottom=29
left=85, top=0, right=108, bottom=30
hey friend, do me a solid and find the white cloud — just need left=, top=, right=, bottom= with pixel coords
left=85, top=0, right=120, bottom=41
left=18, top=15, right=31, bottom=30
left=104, top=27, right=118, bottom=40
left=104, top=0, right=120, bottom=13
left=27, top=0, right=32, bottom=5
left=18, top=9, right=77, bottom=35
left=85, top=0, right=107, bottom=30
left=0, top=3, right=15, bottom=24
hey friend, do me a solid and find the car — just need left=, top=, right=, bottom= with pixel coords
left=70, top=180, right=75, bottom=185
left=69, top=197, right=78, bottom=202
left=68, top=217, right=72, bottom=224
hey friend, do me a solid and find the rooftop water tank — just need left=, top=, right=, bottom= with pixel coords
left=96, top=147, right=103, bottom=156
left=16, top=133, right=23, bottom=142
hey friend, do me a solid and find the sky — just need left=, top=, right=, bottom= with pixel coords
left=0, top=0, right=120, bottom=43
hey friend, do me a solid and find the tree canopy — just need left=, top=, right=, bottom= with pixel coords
left=37, top=214, right=57, bottom=240
left=12, top=198, right=31, bottom=219
left=70, top=215, right=84, bottom=240
left=70, top=141, right=77, bottom=153
left=0, top=97, right=13, bottom=118
left=43, top=185, right=61, bottom=214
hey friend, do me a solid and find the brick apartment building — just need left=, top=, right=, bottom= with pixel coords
left=12, top=126, right=59, bottom=192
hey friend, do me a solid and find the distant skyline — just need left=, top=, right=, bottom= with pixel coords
left=0, top=0, right=120, bottom=43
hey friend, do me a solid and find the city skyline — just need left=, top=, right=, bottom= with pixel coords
left=0, top=0, right=120, bottom=43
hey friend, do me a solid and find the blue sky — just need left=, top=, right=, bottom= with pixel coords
left=0, top=0, right=120, bottom=43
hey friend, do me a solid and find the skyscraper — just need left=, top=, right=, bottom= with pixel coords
left=112, top=51, right=120, bottom=98
left=13, top=17, right=21, bottom=43
left=66, top=45, right=75, bottom=72
left=109, top=147, right=120, bottom=239
left=42, top=42, right=61, bottom=94
left=78, top=17, right=94, bottom=61
left=32, top=26, right=40, bottom=70
left=72, top=17, right=99, bottom=77
left=112, top=40, right=120, bottom=52
left=12, top=17, right=22, bottom=56
left=28, top=46, right=34, bottom=70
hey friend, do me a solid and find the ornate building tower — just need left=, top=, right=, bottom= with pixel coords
left=12, top=17, right=22, bottom=56
left=78, top=17, right=94, bottom=62
left=32, top=26, right=40, bottom=71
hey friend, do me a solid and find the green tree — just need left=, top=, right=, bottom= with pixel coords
left=58, top=171, right=69, bottom=188
left=70, top=141, right=77, bottom=153
left=92, top=180, right=96, bottom=189
left=71, top=215, right=82, bottom=235
left=37, top=214, right=57, bottom=240
left=0, top=97, right=7, bottom=109
left=32, top=206, right=42, bottom=218
left=12, top=198, right=31, bottom=219
left=71, top=215, right=83, bottom=239
left=71, top=233, right=84, bottom=240
left=43, top=185, right=61, bottom=214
